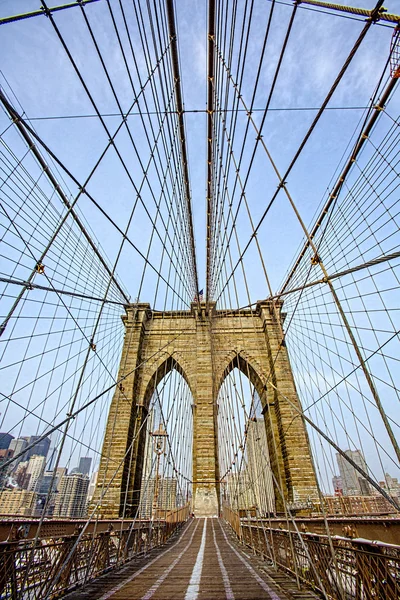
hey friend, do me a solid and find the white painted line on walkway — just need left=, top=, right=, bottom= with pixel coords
left=98, top=520, right=197, bottom=600
left=141, top=521, right=201, bottom=600
left=218, top=520, right=281, bottom=600
left=211, top=518, right=235, bottom=600
left=184, top=518, right=208, bottom=600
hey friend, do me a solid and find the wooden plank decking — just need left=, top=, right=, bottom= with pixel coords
left=68, top=518, right=319, bottom=600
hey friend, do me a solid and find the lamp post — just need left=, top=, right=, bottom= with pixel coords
left=152, top=423, right=167, bottom=519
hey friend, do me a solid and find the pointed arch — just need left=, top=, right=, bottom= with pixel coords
left=141, top=353, right=194, bottom=411
left=215, top=350, right=267, bottom=406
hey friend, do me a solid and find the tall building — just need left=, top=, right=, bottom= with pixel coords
left=78, top=456, right=92, bottom=476
left=246, top=419, right=275, bottom=515
left=36, top=470, right=64, bottom=516
left=0, top=448, right=14, bottom=488
left=23, top=436, right=51, bottom=461
left=54, top=473, right=89, bottom=518
left=9, top=438, right=28, bottom=468
left=46, top=443, right=57, bottom=471
left=37, top=470, right=64, bottom=494
left=139, top=477, right=177, bottom=519
left=13, top=461, right=29, bottom=488
left=26, top=455, right=46, bottom=492
left=0, top=489, right=37, bottom=516
left=336, top=450, right=370, bottom=496
left=0, top=433, right=13, bottom=450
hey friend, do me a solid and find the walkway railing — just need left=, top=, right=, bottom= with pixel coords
left=0, top=505, right=190, bottom=599
left=239, top=521, right=400, bottom=600
left=221, top=503, right=242, bottom=540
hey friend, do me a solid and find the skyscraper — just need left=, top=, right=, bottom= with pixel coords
left=54, top=473, right=89, bottom=518
left=9, top=438, right=28, bottom=468
left=26, top=455, right=46, bottom=492
left=23, top=436, right=50, bottom=462
left=139, top=477, right=177, bottom=518
left=78, top=456, right=92, bottom=476
left=0, top=433, right=13, bottom=450
left=336, top=450, right=370, bottom=496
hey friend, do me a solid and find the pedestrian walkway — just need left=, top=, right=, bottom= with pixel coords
left=70, top=518, right=318, bottom=600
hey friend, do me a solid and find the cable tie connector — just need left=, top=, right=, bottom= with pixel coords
left=119, top=383, right=125, bottom=392
left=26, top=282, right=33, bottom=291
left=0, top=322, right=7, bottom=337
left=36, top=263, right=45, bottom=275
left=90, top=340, right=96, bottom=352
left=311, top=254, right=321, bottom=266
left=41, top=5, right=51, bottom=17
left=256, top=134, right=263, bottom=141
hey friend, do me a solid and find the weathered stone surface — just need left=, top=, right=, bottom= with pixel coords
left=92, top=301, right=318, bottom=518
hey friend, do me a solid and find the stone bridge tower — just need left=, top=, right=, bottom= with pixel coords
left=92, top=301, right=318, bottom=518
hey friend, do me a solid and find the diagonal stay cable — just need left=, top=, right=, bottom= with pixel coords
left=0, top=93, right=191, bottom=308
left=0, top=329, right=187, bottom=471
left=214, top=0, right=386, bottom=304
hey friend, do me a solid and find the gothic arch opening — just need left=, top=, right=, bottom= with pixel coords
left=216, top=365, right=275, bottom=517
left=123, top=360, right=194, bottom=519
left=141, top=355, right=193, bottom=411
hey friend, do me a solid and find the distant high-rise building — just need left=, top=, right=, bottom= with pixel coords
left=26, top=455, right=46, bottom=492
left=78, top=456, right=92, bottom=476
left=246, top=419, right=275, bottom=515
left=54, top=473, right=89, bottom=518
left=36, top=470, right=64, bottom=516
left=139, top=477, right=177, bottom=519
left=14, top=461, right=29, bottom=488
left=0, top=449, right=14, bottom=488
left=0, top=489, right=37, bottom=516
left=9, top=438, right=28, bottom=468
left=37, top=470, right=63, bottom=494
left=0, top=433, right=14, bottom=450
left=336, top=450, right=370, bottom=496
left=46, top=444, right=57, bottom=471
left=23, top=436, right=51, bottom=462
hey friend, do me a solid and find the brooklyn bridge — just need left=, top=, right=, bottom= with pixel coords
left=0, top=0, right=399, bottom=598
